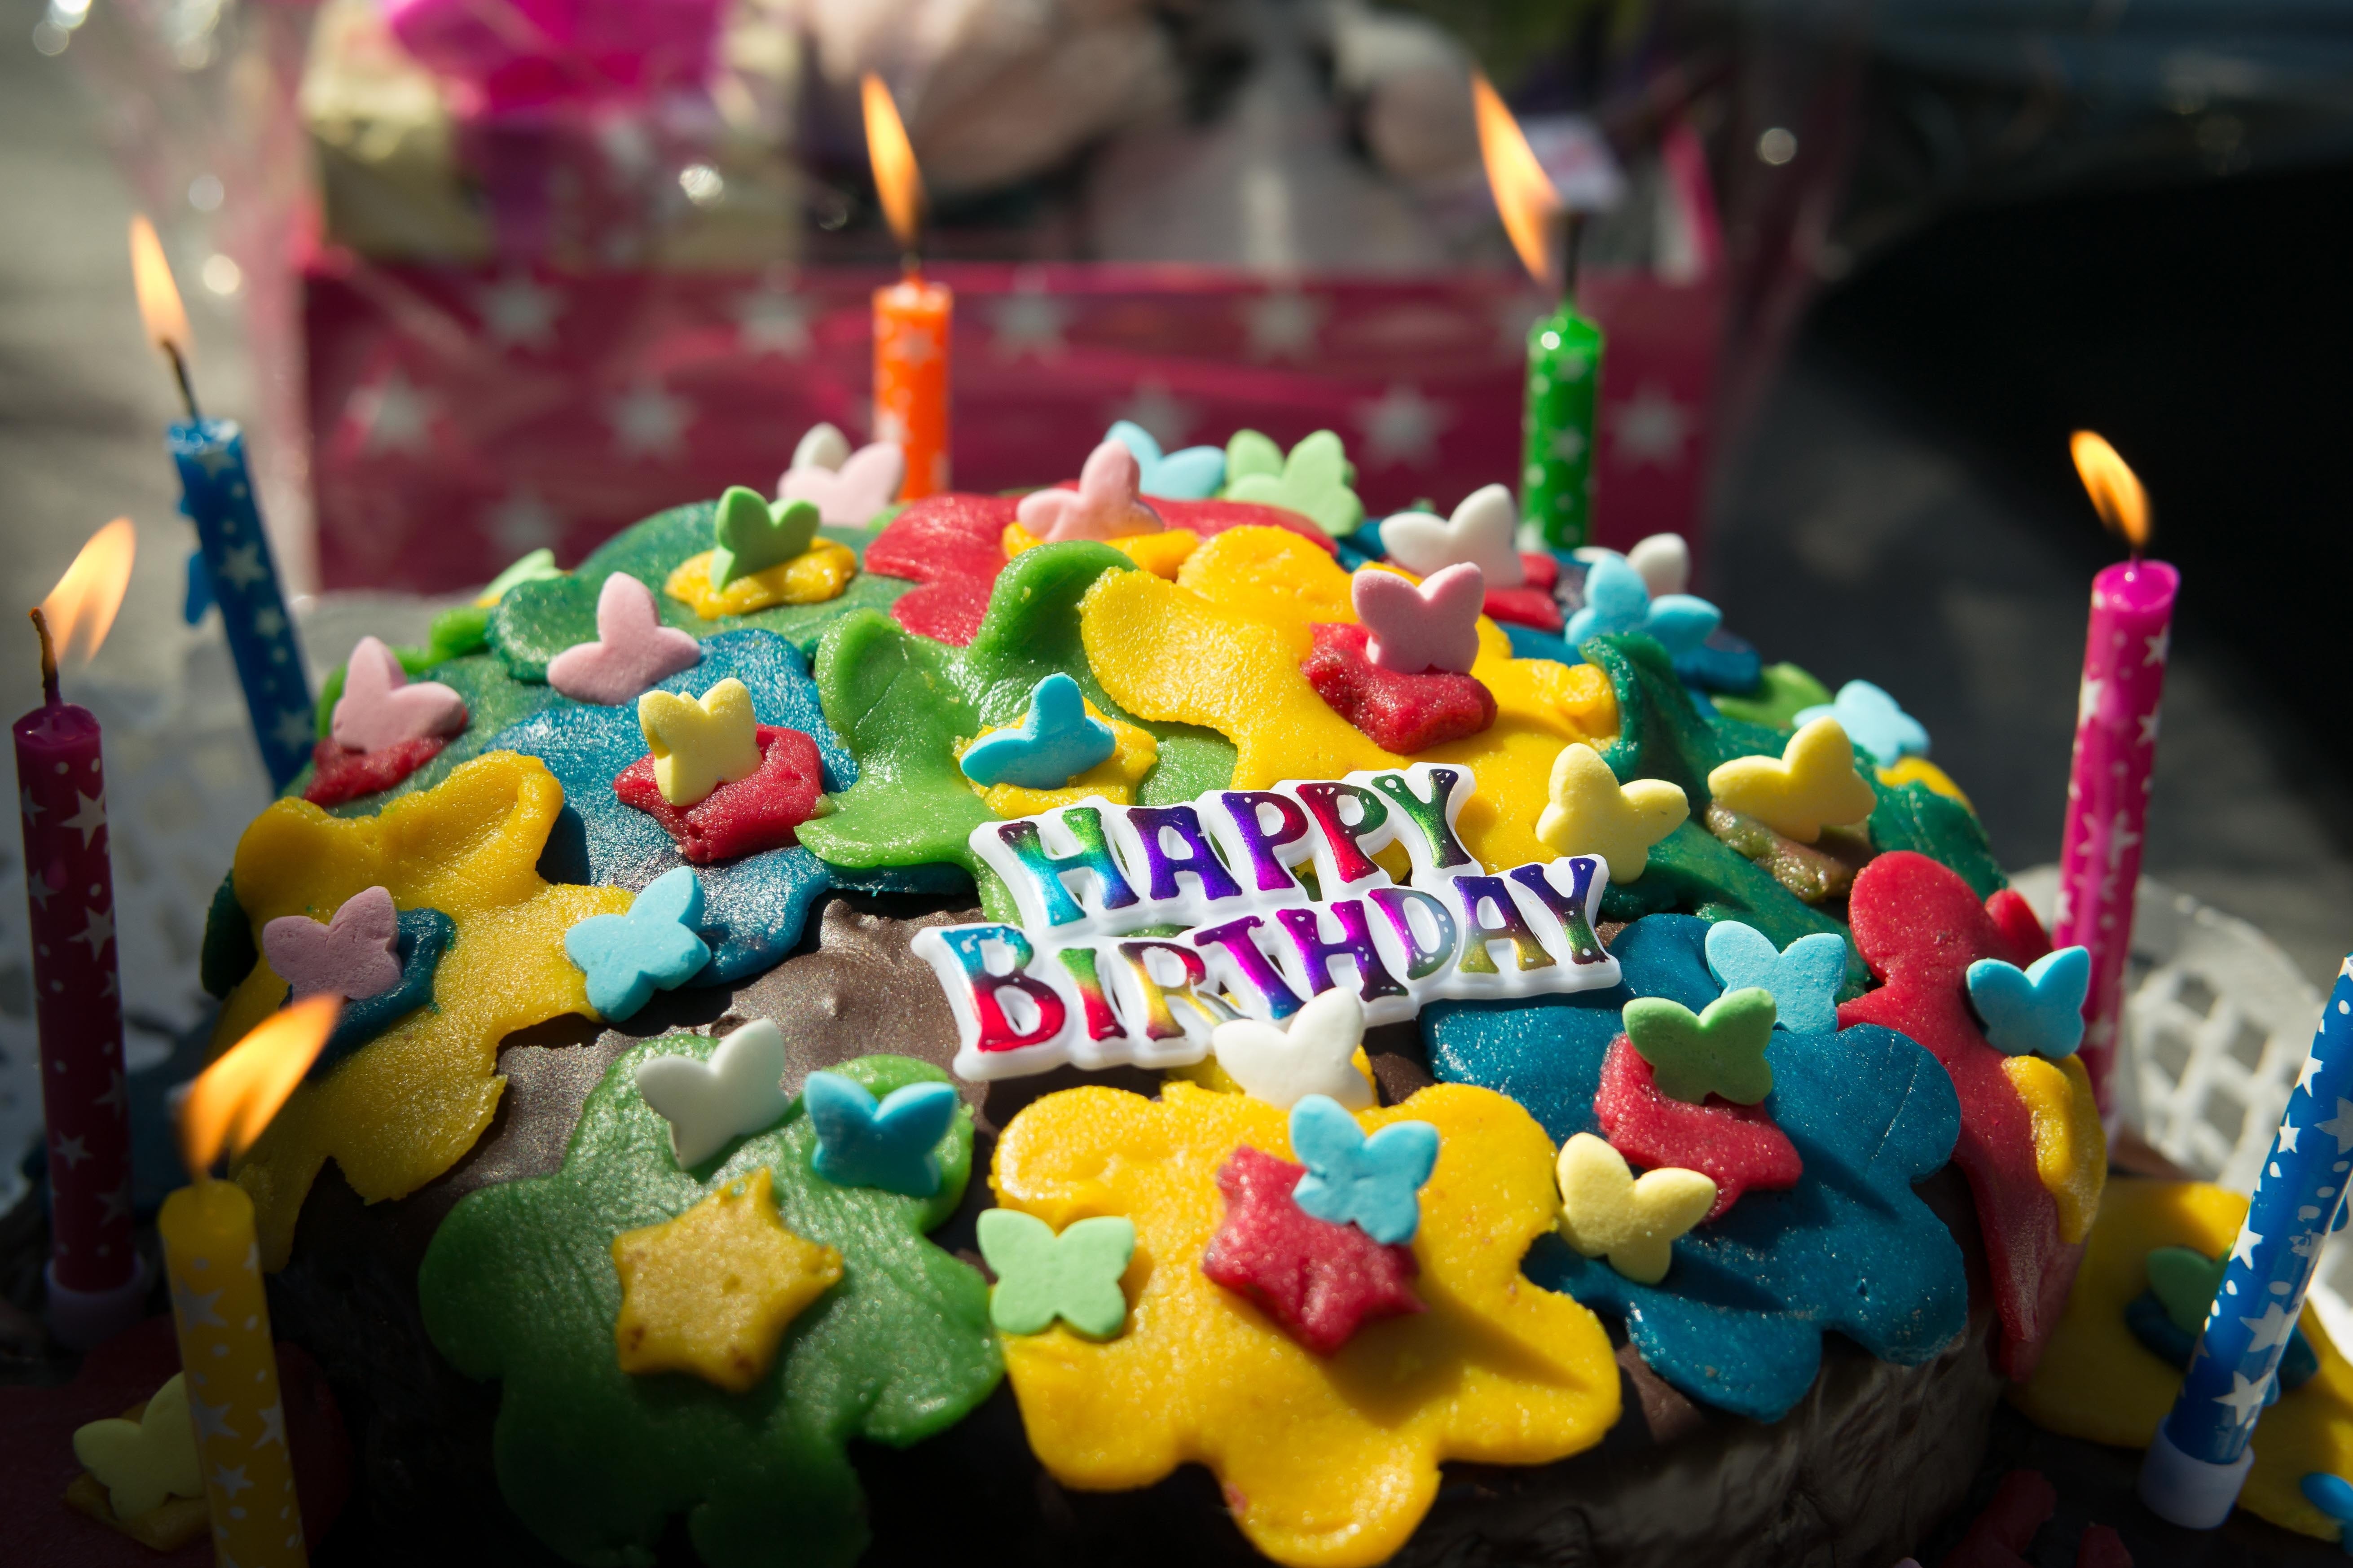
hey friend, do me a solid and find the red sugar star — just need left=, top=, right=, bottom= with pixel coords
left=614, top=725, right=825, bottom=865
left=304, top=734, right=448, bottom=807
left=1300, top=622, right=1497, bottom=753
left=1837, top=851, right=2078, bottom=1379
left=1201, top=1145, right=1423, bottom=1356
left=1480, top=552, right=1564, bottom=632
left=1593, top=1036, right=1802, bottom=1221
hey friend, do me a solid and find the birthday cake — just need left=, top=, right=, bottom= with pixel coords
left=182, top=424, right=2109, bottom=1568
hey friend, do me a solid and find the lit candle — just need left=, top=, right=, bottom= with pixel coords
left=13, top=522, right=143, bottom=1348
left=1472, top=71, right=1600, bottom=551
left=2051, top=432, right=2176, bottom=1104
left=862, top=74, right=950, bottom=502
left=2140, top=956, right=2353, bottom=1527
left=161, top=995, right=337, bottom=1568
left=130, top=216, right=315, bottom=792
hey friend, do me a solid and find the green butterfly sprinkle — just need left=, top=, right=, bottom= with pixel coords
left=977, top=1209, right=1136, bottom=1339
left=1623, top=987, right=1778, bottom=1106
left=712, top=488, right=821, bottom=589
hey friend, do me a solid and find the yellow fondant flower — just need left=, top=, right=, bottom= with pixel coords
left=664, top=540, right=859, bottom=618
left=2001, top=1054, right=2105, bottom=1243
left=1077, top=526, right=1620, bottom=872
left=2013, top=1177, right=2353, bottom=1543
left=991, top=1079, right=1620, bottom=1568
left=216, top=751, right=633, bottom=1268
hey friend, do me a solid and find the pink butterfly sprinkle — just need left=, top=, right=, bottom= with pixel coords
left=263, top=884, right=402, bottom=1002
left=331, top=636, right=469, bottom=753
left=1354, top=563, right=1485, bottom=675
left=778, top=441, right=906, bottom=527
left=1015, top=439, right=1165, bottom=543
left=547, top=573, right=702, bottom=704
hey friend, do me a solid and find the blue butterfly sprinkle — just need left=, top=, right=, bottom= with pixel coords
left=2300, top=1471, right=2353, bottom=1540
left=1793, top=680, right=1930, bottom=767
left=562, top=866, right=712, bottom=1021
left=1288, top=1095, right=1440, bottom=1245
left=804, top=1071, right=962, bottom=1197
left=1565, top=554, right=1722, bottom=658
left=1108, top=420, right=1226, bottom=500
left=1965, top=946, right=2091, bottom=1059
left=1704, top=923, right=1848, bottom=1037
left=960, top=672, right=1117, bottom=790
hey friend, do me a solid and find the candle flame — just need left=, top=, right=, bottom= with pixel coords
left=39, top=519, right=137, bottom=665
left=128, top=215, right=190, bottom=359
left=861, top=73, right=926, bottom=255
left=1471, top=70, right=1561, bottom=291
left=179, top=996, right=338, bottom=1175
left=2070, top=430, right=2151, bottom=549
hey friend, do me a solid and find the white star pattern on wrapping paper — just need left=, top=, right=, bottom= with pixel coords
left=1243, top=290, right=1324, bottom=362
left=2280, top=1119, right=2303, bottom=1153
left=2139, top=711, right=2162, bottom=747
left=72, top=906, right=113, bottom=958
left=2214, top=1371, right=2272, bottom=1424
left=2300, top=1055, right=2325, bottom=1095
left=20, top=786, right=41, bottom=822
left=1609, top=386, right=1693, bottom=468
left=216, top=544, right=268, bottom=591
left=189, top=1394, right=237, bottom=1441
left=255, top=1402, right=286, bottom=1448
left=2147, top=628, right=2170, bottom=666
left=991, top=288, right=1069, bottom=361
left=53, top=1133, right=88, bottom=1168
left=479, top=272, right=563, bottom=349
left=1110, top=380, right=1196, bottom=449
left=213, top=1463, right=253, bottom=1499
left=95, top=1069, right=125, bottom=1111
left=270, top=709, right=315, bottom=754
left=1355, top=382, right=1447, bottom=468
left=488, top=488, right=562, bottom=553
left=608, top=380, right=693, bottom=459
left=2232, top=1228, right=2264, bottom=1267
left=2317, top=1098, right=2353, bottom=1154
left=2077, top=676, right=2105, bottom=729
left=97, top=1180, right=130, bottom=1222
left=174, top=1281, right=226, bottom=1328
left=253, top=606, right=286, bottom=639
left=732, top=284, right=811, bottom=357
left=63, top=792, right=105, bottom=847
left=2240, top=1301, right=2298, bottom=1352
left=350, top=370, right=434, bottom=454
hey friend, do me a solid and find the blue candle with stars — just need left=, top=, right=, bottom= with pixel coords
left=169, top=418, right=314, bottom=791
left=2142, top=954, right=2353, bottom=1526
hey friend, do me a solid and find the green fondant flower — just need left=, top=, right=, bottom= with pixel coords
left=418, top=1050, right=999, bottom=1568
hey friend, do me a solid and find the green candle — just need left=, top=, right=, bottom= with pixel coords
left=1521, top=303, right=1605, bottom=549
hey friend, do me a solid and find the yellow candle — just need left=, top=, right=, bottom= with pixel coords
left=160, top=1178, right=305, bottom=1567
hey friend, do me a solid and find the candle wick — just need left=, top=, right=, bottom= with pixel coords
left=900, top=252, right=922, bottom=283
left=164, top=338, right=202, bottom=422
left=29, top=607, right=59, bottom=706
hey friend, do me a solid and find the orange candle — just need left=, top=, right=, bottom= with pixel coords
left=160, top=995, right=336, bottom=1568
left=862, top=73, right=951, bottom=501
left=874, top=274, right=951, bottom=500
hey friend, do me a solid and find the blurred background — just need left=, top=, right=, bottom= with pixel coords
left=3, top=0, right=2351, bottom=1181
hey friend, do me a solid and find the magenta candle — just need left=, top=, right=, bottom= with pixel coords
left=2053, top=557, right=2178, bottom=1103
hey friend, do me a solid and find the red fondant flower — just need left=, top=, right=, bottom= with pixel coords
left=1201, top=1145, right=1423, bottom=1356
left=1837, top=850, right=2077, bottom=1378
left=304, top=735, right=448, bottom=808
left=613, top=725, right=824, bottom=865
left=1593, top=1037, right=1802, bottom=1221
left=1300, top=622, right=1496, bottom=752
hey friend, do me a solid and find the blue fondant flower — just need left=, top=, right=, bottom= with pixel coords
left=1425, top=914, right=1966, bottom=1421
left=1107, top=421, right=1227, bottom=500
left=483, top=629, right=960, bottom=986
left=1793, top=679, right=1928, bottom=766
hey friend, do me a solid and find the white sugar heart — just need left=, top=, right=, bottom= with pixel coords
left=1626, top=532, right=1689, bottom=597
left=779, top=440, right=906, bottom=527
left=1377, top=483, right=1525, bottom=587
left=1210, top=988, right=1373, bottom=1111
left=792, top=422, right=852, bottom=474
left=634, top=1019, right=793, bottom=1167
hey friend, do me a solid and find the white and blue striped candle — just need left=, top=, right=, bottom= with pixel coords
left=169, top=418, right=314, bottom=791
left=2143, top=955, right=2353, bottom=1526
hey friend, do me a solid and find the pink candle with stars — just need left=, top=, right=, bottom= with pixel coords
left=13, top=521, right=144, bottom=1347
left=2054, top=433, right=2176, bottom=1105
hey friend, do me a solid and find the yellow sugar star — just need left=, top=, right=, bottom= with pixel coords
left=2001, top=1054, right=2106, bottom=1244
left=1078, top=526, right=1621, bottom=872
left=1704, top=716, right=1878, bottom=843
left=610, top=1166, right=844, bottom=1393
left=664, top=539, right=858, bottom=618
left=71, top=1373, right=202, bottom=1521
left=1535, top=742, right=1689, bottom=883
left=640, top=676, right=763, bottom=806
left=217, top=751, right=633, bottom=1267
left=1554, top=1133, right=1716, bottom=1286
left=956, top=700, right=1160, bottom=816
